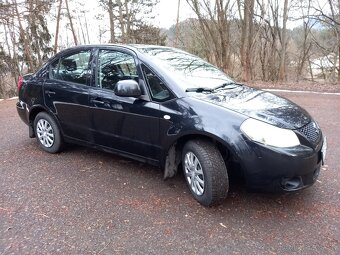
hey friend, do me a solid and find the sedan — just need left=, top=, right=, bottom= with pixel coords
left=16, top=44, right=327, bottom=206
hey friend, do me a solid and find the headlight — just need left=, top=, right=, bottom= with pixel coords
left=240, top=118, right=300, bottom=148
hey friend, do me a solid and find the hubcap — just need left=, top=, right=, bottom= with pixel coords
left=36, top=119, right=54, bottom=148
left=184, top=152, right=204, bottom=196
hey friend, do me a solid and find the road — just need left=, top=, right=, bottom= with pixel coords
left=0, top=92, right=339, bottom=254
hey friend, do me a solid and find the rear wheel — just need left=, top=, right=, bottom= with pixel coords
left=182, top=139, right=229, bottom=206
left=34, top=112, right=63, bottom=153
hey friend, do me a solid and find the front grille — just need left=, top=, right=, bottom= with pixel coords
left=297, top=121, right=320, bottom=143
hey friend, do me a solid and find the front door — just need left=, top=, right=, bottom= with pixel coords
left=89, top=49, right=161, bottom=162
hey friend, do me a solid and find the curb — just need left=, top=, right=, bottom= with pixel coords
left=264, top=89, right=340, bottom=96
left=0, top=96, right=18, bottom=102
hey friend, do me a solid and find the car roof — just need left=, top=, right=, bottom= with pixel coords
left=55, top=44, right=176, bottom=54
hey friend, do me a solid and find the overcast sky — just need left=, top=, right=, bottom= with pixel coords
left=150, top=0, right=311, bottom=29
left=153, top=0, right=193, bottom=29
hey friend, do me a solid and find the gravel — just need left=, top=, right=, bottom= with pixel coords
left=0, top=93, right=339, bottom=255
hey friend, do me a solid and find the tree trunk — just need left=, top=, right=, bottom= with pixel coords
left=4, top=23, right=19, bottom=83
left=54, top=0, right=63, bottom=53
left=278, top=0, right=289, bottom=81
left=27, top=0, right=42, bottom=67
left=175, top=0, right=181, bottom=47
left=240, top=0, right=254, bottom=82
left=108, top=0, right=115, bottom=43
left=14, top=0, right=34, bottom=72
left=217, top=0, right=231, bottom=73
left=308, top=59, right=314, bottom=82
left=84, top=15, right=91, bottom=44
left=247, top=0, right=254, bottom=79
left=65, top=0, right=78, bottom=45
left=78, top=16, right=86, bottom=44
left=125, top=0, right=131, bottom=42
left=118, top=0, right=125, bottom=43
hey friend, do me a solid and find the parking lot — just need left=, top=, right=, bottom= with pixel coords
left=0, top=91, right=339, bottom=254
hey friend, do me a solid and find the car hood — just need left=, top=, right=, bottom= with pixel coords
left=189, top=85, right=311, bottom=129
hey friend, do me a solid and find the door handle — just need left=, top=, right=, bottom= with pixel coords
left=45, top=90, right=56, bottom=96
left=90, top=98, right=105, bottom=106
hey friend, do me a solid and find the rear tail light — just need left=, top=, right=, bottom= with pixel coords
left=17, top=76, right=24, bottom=92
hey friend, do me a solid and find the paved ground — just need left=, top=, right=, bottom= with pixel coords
left=0, top=92, right=339, bottom=255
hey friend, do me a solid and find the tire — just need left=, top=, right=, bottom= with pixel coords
left=182, top=139, right=229, bottom=206
left=34, top=112, right=63, bottom=153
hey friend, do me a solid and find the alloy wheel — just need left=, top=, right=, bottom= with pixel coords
left=36, top=119, right=54, bottom=148
left=184, top=151, right=205, bottom=196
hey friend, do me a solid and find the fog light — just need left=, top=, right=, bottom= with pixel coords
left=281, top=177, right=302, bottom=191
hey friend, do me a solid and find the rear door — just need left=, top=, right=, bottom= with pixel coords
left=44, top=49, right=93, bottom=142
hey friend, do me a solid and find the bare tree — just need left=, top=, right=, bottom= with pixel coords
left=186, top=0, right=232, bottom=72
left=65, top=0, right=78, bottom=45
left=239, top=0, right=255, bottom=81
left=278, top=0, right=289, bottom=81
left=100, top=0, right=160, bottom=44
left=13, top=0, right=34, bottom=71
left=108, top=0, right=115, bottom=42
left=54, top=0, right=62, bottom=53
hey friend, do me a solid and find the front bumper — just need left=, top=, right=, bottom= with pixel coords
left=239, top=135, right=326, bottom=192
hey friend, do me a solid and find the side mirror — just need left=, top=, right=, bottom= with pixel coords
left=114, top=79, right=142, bottom=98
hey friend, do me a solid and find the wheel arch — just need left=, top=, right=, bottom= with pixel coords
left=163, top=132, right=239, bottom=180
left=28, top=105, right=61, bottom=138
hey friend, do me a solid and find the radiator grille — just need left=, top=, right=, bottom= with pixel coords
left=297, top=121, right=320, bottom=143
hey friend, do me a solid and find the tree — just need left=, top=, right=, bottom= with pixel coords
left=130, top=24, right=166, bottom=45
left=24, top=0, right=53, bottom=68
left=65, top=0, right=78, bottom=45
left=239, top=0, right=254, bottom=81
left=290, top=0, right=315, bottom=81
left=100, top=0, right=115, bottom=42
left=309, top=0, right=340, bottom=82
left=100, top=0, right=160, bottom=44
left=186, top=0, right=232, bottom=73
left=278, top=0, right=289, bottom=81
left=54, top=0, right=63, bottom=53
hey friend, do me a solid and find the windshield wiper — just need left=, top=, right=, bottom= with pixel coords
left=185, top=87, right=214, bottom=93
left=214, top=82, right=243, bottom=90
left=186, top=82, right=242, bottom=93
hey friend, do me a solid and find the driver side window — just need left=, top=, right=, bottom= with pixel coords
left=50, top=50, right=91, bottom=86
left=97, top=50, right=138, bottom=91
left=142, top=64, right=173, bottom=102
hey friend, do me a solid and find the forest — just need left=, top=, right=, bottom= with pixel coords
left=0, top=0, right=339, bottom=98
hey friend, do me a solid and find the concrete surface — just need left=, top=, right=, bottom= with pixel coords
left=0, top=92, right=339, bottom=254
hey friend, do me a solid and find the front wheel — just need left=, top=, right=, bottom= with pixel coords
left=34, top=112, right=63, bottom=153
left=182, top=139, right=229, bottom=206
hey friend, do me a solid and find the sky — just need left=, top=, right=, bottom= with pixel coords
left=82, top=0, right=194, bottom=30
left=153, top=0, right=194, bottom=29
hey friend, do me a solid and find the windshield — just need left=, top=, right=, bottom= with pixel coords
left=137, top=47, right=234, bottom=90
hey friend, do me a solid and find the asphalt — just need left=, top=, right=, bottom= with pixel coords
left=0, top=92, right=339, bottom=255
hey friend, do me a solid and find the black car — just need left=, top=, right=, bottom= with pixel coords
left=17, top=44, right=327, bottom=206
